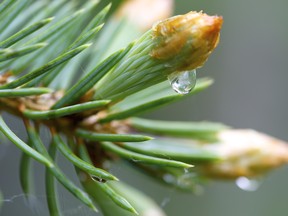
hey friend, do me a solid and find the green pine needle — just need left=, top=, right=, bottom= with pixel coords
left=53, top=134, right=118, bottom=181
left=0, top=87, right=52, bottom=97
left=0, top=17, right=54, bottom=48
left=120, top=139, right=220, bottom=162
left=0, top=0, right=16, bottom=16
left=85, top=3, right=111, bottom=31
left=19, top=140, right=34, bottom=196
left=0, top=44, right=91, bottom=89
left=45, top=141, right=62, bottom=216
left=25, top=124, right=97, bottom=212
left=77, top=142, right=138, bottom=215
left=69, top=24, right=104, bottom=50
left=97, top=182, right=138, bottom=215
left=0, top=43, right=47, bottom=62
left=37, top=23, right=105, bottom=89
left=0, top=0, right=33, bottom=35
left=52, top=44, right=133, bottom=109
left=23, top=8, right=86, bottom=46
left=23, top=100, right=110, bottom=120
left=68, top=3, right=111, bottom=49
left=109, top=181, right=166, bottom=216
left=101, top=142, right=194, bottom=168
left=99, top=78, right=213, bottom=122
left=76, top=129, right=153, bottom=142
left=130, top=117, right=229, bottom=142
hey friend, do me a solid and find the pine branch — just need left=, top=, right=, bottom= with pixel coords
left=1, top=1, right=287, bottom=216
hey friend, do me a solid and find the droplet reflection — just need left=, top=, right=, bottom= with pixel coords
left=236, top=177, right=262, bottom=191
left=168, top=69, right=197, bottom=94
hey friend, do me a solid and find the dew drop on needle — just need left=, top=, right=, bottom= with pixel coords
left=91, top=175, right=106, bottom=183
left=168, top=69, right=197, bottom=94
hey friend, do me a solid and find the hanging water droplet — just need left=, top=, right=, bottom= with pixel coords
left=235, top=177, right=262, bottom=191
left=176, top=171, right=204, bottom=195
left=184, top=167, right=192, bottom=174
left=177, top=173, right=194, bottom=188
left=168, top=69, right=197, bottom=94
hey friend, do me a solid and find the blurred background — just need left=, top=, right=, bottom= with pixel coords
left=1, top=0, right=288, bottom=215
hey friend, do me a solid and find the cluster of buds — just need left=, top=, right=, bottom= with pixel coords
left=125, top=117, right=288, bottom=190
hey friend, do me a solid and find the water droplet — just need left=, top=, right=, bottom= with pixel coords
left=168, top=69, right=197, bottom=94
left=176, top=172, right=204, bottom=195
left=163, top=174, right=176, bottom=184
left=235, top=177, right=262, bottom=191
left=177, top=173, right=193, bottom=187
left=184, top=167, right=192, bottom=174
left=7, top=76, right=16, bottom=83
left=131, top=158, right=141, bottom=163
left=91, top=175, right=106, bottom=183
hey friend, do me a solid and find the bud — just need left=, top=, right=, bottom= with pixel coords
left=200, top=129, right=288, bottom=179
left=151, top=11, right=223, bottom=71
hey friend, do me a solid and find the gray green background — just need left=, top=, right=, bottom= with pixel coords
left=1, top=0, right=288, bottom=215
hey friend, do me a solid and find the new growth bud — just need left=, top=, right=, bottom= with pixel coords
left=94, top=11, right=222, bottom=101
left=151, top=11, right=223, bottom=71
left=201, top=129, right=288, bottom=179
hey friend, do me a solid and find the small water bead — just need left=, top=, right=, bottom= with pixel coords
left=91, top=175, right=106, bottom=183
left=184, top=167, right=191, bottom=174
left=235, top=177, right=262, bottom=192
left=7, top=76, right=16, bottom=83
left=163, top=174, right=177, bottom=184
left=168, top=69, right=197, bottom=94
left=177, top=173, right=203, bottom=194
